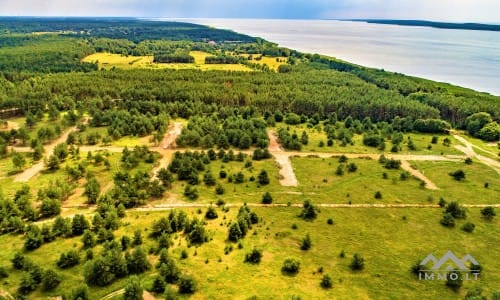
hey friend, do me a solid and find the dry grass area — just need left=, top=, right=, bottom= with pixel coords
left=82, top=51, right=253, bottom=72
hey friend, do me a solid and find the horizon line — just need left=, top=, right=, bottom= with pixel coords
left=0, top=16, right=498, bottom=25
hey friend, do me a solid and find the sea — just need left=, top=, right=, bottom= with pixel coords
left=159, top=18, right=500, bottom=96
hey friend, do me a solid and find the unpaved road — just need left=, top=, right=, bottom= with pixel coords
left=454, top=134, right=500, bottom=173
left=14, top=125, right=78, bottom=182
left=400, top=161, right=439, bottom=190
left=268, top=130, right=298, bottom=186
left=151, top=122, right=183, bottom=178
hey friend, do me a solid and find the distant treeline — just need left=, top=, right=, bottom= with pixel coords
left=153, top=53, right=194, bottom=64
left=356, top=19, right=500, bottom=32
left=0, top=17, right=256, bottom=43
left=205, top=56, right=241, bottom=64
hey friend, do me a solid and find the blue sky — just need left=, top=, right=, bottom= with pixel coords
left=0, top=0, right=498, bottom=22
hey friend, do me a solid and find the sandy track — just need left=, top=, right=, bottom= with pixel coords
left=13, top=125, right=78, bottom=182
left=400, top=161, right=438, bottom=190
left=62, top=202, right=500, bottom=211
left=151, top=122, right=184, bottom=178
left=267, top=130, right=298, bottom=186
left=454, top=134, right=500, bottom=173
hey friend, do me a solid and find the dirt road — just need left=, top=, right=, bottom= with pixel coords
left=267, top=130, right=298, bottom=186
left=453, top=134, right=500, bottom=173
left=13, top=125, right=78, bottom=182
left=151, top=122, right=184, bottom=178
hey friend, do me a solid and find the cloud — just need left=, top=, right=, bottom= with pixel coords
left=0, top=0, right=498, bottom=22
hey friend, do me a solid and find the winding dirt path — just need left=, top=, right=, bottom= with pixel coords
left=151, top=122, right=183, bottom=178
left=13, top=125, right=79, bottom=182
left=453, top=134, right=500, bottom=173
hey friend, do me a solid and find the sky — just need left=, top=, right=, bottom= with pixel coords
left=0, top=0, right=499, bottom=23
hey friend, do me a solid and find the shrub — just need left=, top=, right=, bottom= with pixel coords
left=320, top=274, right=333, bottom=289
left=178, top=274, right=197, bottom=294
left=300, top=233, right=312, bottom=250
left=0, top=266, right=8, bottom=279
left=449, top=169, right=465, bottom=181
left=258, top=170, right=270, bottom=185
left=445, top=201, right=466, bottom=219
left=347, top=162, right=358, bottom=172
left=461, top=222, right=475, bottom=233
left=350, top=253, right=365, bottom=271
left=440, top=213, right=455, bottom=227
left=205, top=207, right=218, bottom=220
left=152, top=275, right=166, bottom=294
left=282, top=257, right=301, bottom=274
left=57, top=250, right=80, bottom=269
left=374, top=191, right=382, bottom=199
left=481, top=206, right=496, bottom=220
left=123, top=276, right=143, bottom=300
left=42, top=269, right=61, bottom=291
left=262, top=192, right=273, bottom=204
left=446, top=271, right=463, bottom=291
left=327, top=218, right=334, bottom=225
left=68, top=285, right=90, bottom=300
left=465, top=157, right=473, bottom=165
left=244, top=248, right=263, bottom=264
left=299, top=200, right=318, bottom=221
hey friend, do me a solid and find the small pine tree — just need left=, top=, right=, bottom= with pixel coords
left=320, top=274, right=333, bottom=289
left=300, top=233, right=312, bottom=250
left=350, top=253, right=365, bottom=271
left=123, top=276, right=143, bottom=300
left=262, top=192, right=273, bottom=204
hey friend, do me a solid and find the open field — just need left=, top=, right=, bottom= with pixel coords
left=409, top=160, right=500, bottom=204
left=276, top=124, right=463, bottom=156
left=238, top=53, right=287, bottom=71
left=0, top=207, right=498, bottom=299
left=82, top=51, right=254, bottom=72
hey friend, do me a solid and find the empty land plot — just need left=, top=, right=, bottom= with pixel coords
left=409, top=160, right=500, bottom=204
left=291, top=156, right=438, bottom=204
left=82, top=51, right=254, bottom=71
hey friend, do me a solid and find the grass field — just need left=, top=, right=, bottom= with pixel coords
left=276, top=124, right=463, bottom=155
left=0, top=207, right=498, bottom=299
left=409, top=160, right=500, bottom=204
left=238, top=53, right=287, bottom=71
left=82, top=52, right=254, bottom=72
left=291, top=156, right=431, bottom=204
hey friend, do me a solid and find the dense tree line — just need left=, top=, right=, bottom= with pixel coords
left=177, top=115, right=268, bottom=149
left=0, top=18, right=256, bottom=43
left=205, top=55, right=242, bottom=64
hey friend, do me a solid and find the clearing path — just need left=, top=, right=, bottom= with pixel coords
left=268, top=130, right=298, bottom=187
left=453, top=134, right=500, bottom=173
left=400, top=160, right=438, bottom=190
left=14, top=125, right=78, bottom=182
left=151, top=122, right=184, bottom=178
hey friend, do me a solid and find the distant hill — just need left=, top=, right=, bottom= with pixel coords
left=348, top=19, right=500, bottom=32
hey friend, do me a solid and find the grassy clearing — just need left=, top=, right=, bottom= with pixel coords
left=409, top=160, right=500, bottom=204
left=277, top=124, right=462, bottom=155
left=1, top=207, right=497, bottom=299
left=238, top=53, right=287, bottom=71
left=82, top=52, right=254, bottom=72
left=292, top=156, right=430, bottom=204
left=167, top=156, right=287, bottom=204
